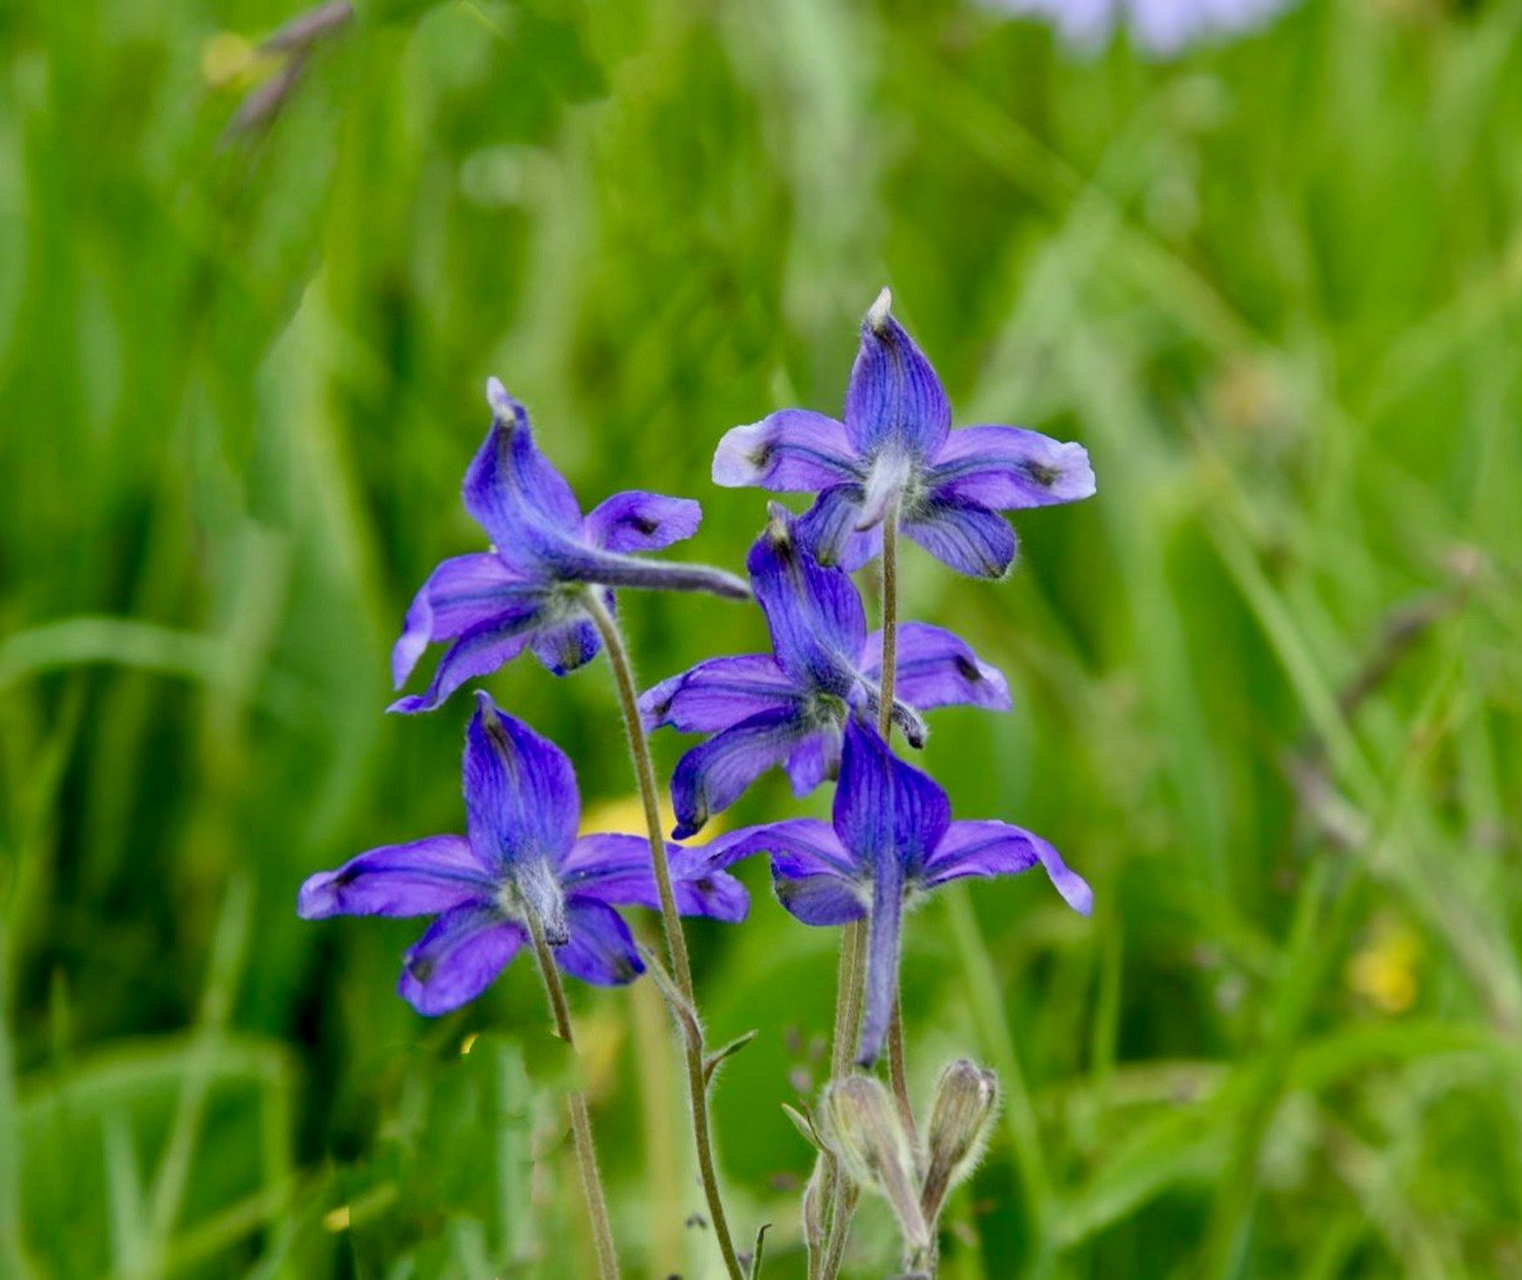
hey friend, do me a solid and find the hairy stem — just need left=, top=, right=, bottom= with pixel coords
left=585, top=592, right=745, bottom=1280
left=527, top=912, right=620, bottom=1280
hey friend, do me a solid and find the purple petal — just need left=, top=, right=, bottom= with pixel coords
left=669, top=706, right=812, bottom=839
left=669, top=842, right=752, bottom=922
left=558, top=833, right=749, bottom=923
left=463, top=380, right=583, bottom=549
left=392, top=554, right=540, bottom=689
left=930, top=426, right=1096, bottom=510
left=530, top=614, right=602, bottom=677
left=706, top=820, right=863, bottom=925
left=463, top=692, right=580, bottom=871
left=923, top=820, right=1093, bottom=914
left=297, top=835, right=491, bottom=919
left=833, top=720, right=951, bottom=879
left=843, top=290, right=951, bottom=459
left=398, top=903, right=525, bottom=1015
left=860, top=622, right=1012, bottom=713
left=712, top=409, right=863, bottom=491
left=778, top=874, right=867, bottom=927
left=555, top=898, right=644, bottom=986
left=901, top=500, right=1018, bottom=579
left=583, top=491, right=702, bottom=554
left=701, top=818, right=853, bottom=876
left=784, top=725, right=842, bottom=796
left=388, top=606, right=543, bottom=714
left=749, top=506, right=867, bottom=692
left=796, top=484, right=884, bottom=572
left=856, top=847, right=907, bottom=1067
left=639, top=655, right=800, bottom=733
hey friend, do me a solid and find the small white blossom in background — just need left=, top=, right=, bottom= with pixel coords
left=988, top=0, right=1295, bottom=57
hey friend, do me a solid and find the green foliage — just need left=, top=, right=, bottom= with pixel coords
left=2, top=0, right=1521, bottom=1276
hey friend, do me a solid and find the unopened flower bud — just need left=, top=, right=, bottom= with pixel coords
left=816, top=1075, right=929, bottom=1253
left=920, top=1059, right=999, bottom=1224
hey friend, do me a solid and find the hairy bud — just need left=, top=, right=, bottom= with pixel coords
left=816, top=1075, right=929, bottom=1253
left=920, top=1059, right=999, bottom=1224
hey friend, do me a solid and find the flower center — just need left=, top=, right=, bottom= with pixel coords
left=497, top=856, right=570, bottom=946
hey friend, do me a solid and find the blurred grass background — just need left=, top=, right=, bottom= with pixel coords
left=2, top=0, right=1522, bottom=1276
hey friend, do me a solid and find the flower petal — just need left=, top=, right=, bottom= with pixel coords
left=463, top=692, right=580, bottom=870
left=784, top=724, right=842, bottom=796
left=388, top=606, right=543, bottom=714
left=557, top=833, right=749, bottom=923
left=463, top=380, right=583, bottom=549
left=702, top=818, right=853, bottom=876
left=668, top=706, right=812, bottom=839
left=555, top=898, right=644, bottom=986
left=750, top=506, right=867, bottom=692
left=901, top=499, right=1018, bottom=579
left=930, top=426, right=1096, bottom=510
left=860, top=622, right=1012, bottom=713
left=775, top=874, right=868, bottom=927
left=583, top=491, right=702, bottom=553
left=833, top=720, right=951, bottom=880
left=398, top=903, right=525, bottom=1015
left=844, top=290, right=951, bottom=459
left=922, top=820, right=1093, bottom=915
left=797, top=483, right=883, bottom=572
left=392, top=554, right=540, bottom=689
left=712, top=410, right=862, bottom=491
left=297, top=835, right=491, bottom=919
left=639, top=655, right=800, bottom=734
left=530, top=615, right=602, bottom=677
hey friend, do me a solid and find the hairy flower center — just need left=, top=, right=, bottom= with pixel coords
left=497, top=856, right=570, bottom=946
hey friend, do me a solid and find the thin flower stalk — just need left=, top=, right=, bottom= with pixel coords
left=527, top=911, right=621, bottom=1280
left=584, top=591, right=746, bottom=1280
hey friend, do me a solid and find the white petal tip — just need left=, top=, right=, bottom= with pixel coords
left=485, top=377, right=514, bottom=420
left=866, top=286, right=893, bottom=332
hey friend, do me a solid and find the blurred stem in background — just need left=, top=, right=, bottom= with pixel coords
left=584, top=592, right=745, bottom=1280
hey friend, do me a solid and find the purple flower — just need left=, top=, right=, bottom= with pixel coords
left=298, top=692, right=749, bottom=1014
left=987, top=0, right=1293, bottom=56
left=391, top=379, right=749, bottom=714
left=706, top=720, right=1091, bottom=1065
left=642, top=505, right=1011, bottom=839
left=712, top=290, right=1095, bottom=578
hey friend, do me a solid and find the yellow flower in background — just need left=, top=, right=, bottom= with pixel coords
left=1347, top=913, right=1422, bottom=1014
left=200, top=32, right=280, bottom=90
left=580, top=794, right=727, bottom=844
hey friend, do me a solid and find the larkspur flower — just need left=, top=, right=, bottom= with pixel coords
left=298, top=692, right=748, bottom=1014
left=712, top=290, right=1095, bottom=578
left=391, top=378, right=748, bottom=714
left=988, top=0, right=1293, bottom=57
left=642, top=504, right=1011, bottom=839
left=707, top=719, right=1091, bottom=1065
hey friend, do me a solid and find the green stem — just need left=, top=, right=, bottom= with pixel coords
left=584, top=592, right=745, bottom=1280
left=526, top=912, right=620, bottom=1280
